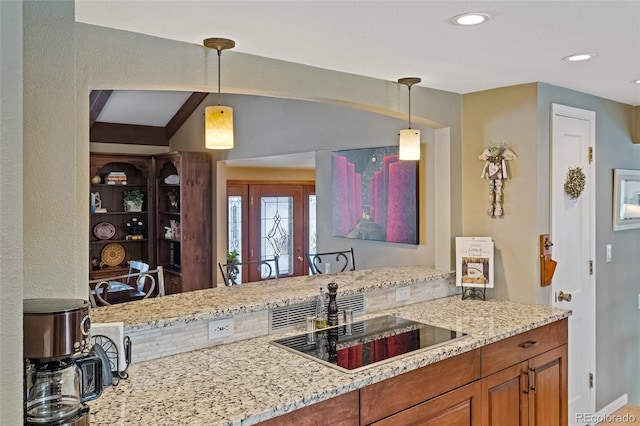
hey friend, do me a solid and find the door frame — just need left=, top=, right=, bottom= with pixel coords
left=550, top=103, right=596, bottom=418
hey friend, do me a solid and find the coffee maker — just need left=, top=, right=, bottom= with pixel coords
left=24, top=299, right=104, bottom=425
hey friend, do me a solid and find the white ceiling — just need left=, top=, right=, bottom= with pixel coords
left=98, top=90, right=192, bottom=126
left=77, top=0, right=640, bottom=106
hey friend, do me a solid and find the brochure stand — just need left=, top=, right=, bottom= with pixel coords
left=461, top=284, right=487, bottom=301
left=456, top=237, right=494, bottom=301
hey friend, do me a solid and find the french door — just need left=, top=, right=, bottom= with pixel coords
left=227, top=182, right=314, bottom=283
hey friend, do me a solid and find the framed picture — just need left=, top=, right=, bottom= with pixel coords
left=612, top=168, right=640, bottom=231
left=331, top=146, right=419, bottom=245
left=455, top=237, right=494, bottom=289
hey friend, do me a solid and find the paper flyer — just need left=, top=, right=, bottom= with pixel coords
left=455, top=237, right=494, bottom=288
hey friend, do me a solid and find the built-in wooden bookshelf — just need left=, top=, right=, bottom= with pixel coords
left=155, top=152, right=212, bottom=294
left=89, top=154, right=154, bottom=280
left=89, top=152, right=212, bottom=294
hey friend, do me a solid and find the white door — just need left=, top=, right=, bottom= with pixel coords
left=551, top=104, right=596, bottom=424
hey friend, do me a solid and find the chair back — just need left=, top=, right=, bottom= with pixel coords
left=89, top=265, right=165, bottom=307
left=305, top=248, right=355, bottom=275
left=128, top=260, right=150, bottom=288
left=218, top=256, right=279, bottom=286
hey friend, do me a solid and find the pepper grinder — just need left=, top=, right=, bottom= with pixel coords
left=327, top=282, right=339, bottom=326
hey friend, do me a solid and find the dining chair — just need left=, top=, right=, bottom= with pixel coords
left=89, top=264, right=165, bottom=307
left=305, top=248, right=356, bottom=275
left=128, top=260, right=150, bottom=288
left=218, top=256, right=279, bottom=286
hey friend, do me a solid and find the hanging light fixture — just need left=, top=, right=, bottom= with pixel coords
left=398, top=77, right=421, bottom=161
left=203, top=37, right=235, bottom=149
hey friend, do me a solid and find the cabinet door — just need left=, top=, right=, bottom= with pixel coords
left=482, top=361, right=529, bottom=426
left=371, top=381, right=482, bottom=426
left=528, top=345, right=568, bottom=426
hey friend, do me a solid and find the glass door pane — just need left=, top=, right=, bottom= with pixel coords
left=249, top=184, right=306, bottom=279
left=308, top=194, right=317, bottom=254
left=228, top=195, right=243, bottom=258
left=260, top=196, right=293, bottom=278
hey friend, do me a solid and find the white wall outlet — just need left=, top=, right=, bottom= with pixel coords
left=606, top=244, right=612, bottom=263
left=637, top=294, right=640, bottom=310
left=324, top=263, right=331, bottom=274
left=396, top=286, right=411, bottom=302
left=209, top=318, right=234, bottom=340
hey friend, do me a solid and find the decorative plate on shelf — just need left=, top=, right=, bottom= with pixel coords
left=101, top=243, right=125, bottom=267
left=93, top=222, right=116, bottom=240
left=164, top=174, right=180, bottom=185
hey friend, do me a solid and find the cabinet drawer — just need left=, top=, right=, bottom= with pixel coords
left=256, top=390, right=359, bottom=426
left=481, top=318, right=567, bottom=376
left=370, top=381, right=482, bottom=426
left=360, top=349, right=481, bottom=425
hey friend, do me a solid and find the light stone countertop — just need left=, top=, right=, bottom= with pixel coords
left=90, top=266, right=453, bottom=331
left=88, top=295, right=571, bottom=426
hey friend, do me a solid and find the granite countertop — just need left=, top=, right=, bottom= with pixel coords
left=90, top=266, right=453, bottom=331
left=88, top=295, right=571, bottom=426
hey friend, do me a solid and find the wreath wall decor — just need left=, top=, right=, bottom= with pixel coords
left=564, top=167, right=586, bottom=200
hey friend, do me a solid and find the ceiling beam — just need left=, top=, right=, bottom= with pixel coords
left=166, top=92, right=209, bottom=139
left=90, top=122, right=168, bottom=146
left=89, top=90, right=113, bottom=128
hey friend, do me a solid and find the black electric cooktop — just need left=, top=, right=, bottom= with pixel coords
left=270, top=315, right=467, bottom=373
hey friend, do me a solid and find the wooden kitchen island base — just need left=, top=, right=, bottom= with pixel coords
left=259, top=318, right=567, bottom=426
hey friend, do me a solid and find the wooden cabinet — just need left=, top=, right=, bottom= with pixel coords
left=89, top=154, right=154, bottom=280
left=155, top=152, right=212, bottom=293
left=482, top=319, right=568, bottom=426
left=89, top=151, right=212, bottom=294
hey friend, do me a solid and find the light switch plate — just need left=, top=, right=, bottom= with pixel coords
left=606, top=244, right=612, bottom=263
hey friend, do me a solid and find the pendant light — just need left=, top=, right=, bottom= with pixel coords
left=203, top=37, right=235, bottom=149
left=398, top=77, right=421, bottom=161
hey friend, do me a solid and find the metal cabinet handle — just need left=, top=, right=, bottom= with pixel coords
left=530, top=368, right=537, bottom=392
left=522, top=369, right=530, bottom=394
left=518, top=340, right=538, bottom=349
left=557, top=291, right=572, bottom=302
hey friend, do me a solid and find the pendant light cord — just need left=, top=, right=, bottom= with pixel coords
left=217, top=49, right=222, bottom=106
left=408, top=85, right=412, bottom=129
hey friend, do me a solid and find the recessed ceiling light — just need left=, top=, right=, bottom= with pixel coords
left=563, top=53, right=596, bottom=62
left=634, top=79, right=640, bottom=84
left=451, top=13, right=490, bottom=26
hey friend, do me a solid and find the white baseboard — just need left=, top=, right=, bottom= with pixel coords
left=594, top=394, right=628, bottom=420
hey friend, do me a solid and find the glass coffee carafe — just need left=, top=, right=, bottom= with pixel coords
left=25, top=357, right=102, bottom=424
